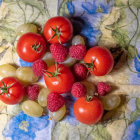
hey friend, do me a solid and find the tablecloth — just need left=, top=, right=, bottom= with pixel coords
left=0, top=0, right=140, bottom=140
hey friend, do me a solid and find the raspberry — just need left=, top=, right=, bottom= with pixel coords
left=47, top=92, right=65, bottom=112
left=71, top=82, right=87, bottom=98
left=50, top=43, right=68, bottom=62
left=73, top=63, right=88, bottom=81
left=26, top=84, right=40, bottom=100
left=32, top=59, right=47, bottom=77
left=97, top=82, right=111, bottom=96
left=69, top=44, right=86, bottom=60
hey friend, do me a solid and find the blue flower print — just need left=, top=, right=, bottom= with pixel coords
left=67, top=2, right=75, bottom=16
left=134, top=55, right=140, bottom=77
left=82, top=0, right=114, bottom=15
left=0, top=0, right=2, bottom=6
left=123, top=117, right=140, bottom=140
left=19, top=58, right=33, bottom=67
left=62, top=94, right=79, bottom=125
left=80, top=17, right=102, bottom=46
left=70, top=16, right=102, bottom=46
left=82, top=0, right=98, bottom=15
left=3, top=111, right=49, bottom=140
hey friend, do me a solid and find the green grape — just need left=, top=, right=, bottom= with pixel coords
left=81, top=80, right=96, bottom=96
left=72, top=35, right=85, bottom=45
left=50, top=105, right=66, bottom=122
left=43, top=52, right=55, bottom=67
left=17, top=23, right=38, bottom=36
left=22, top=100, right=43, bottom=117
left=0, top=64, right=16, bottom=78
left=62, top=56, right=77, bottom=67
left=16, top=67, right=38, bottom=83
left=38, top=88, right=50, bottom=107
left=101, top=94, right=121, bottom=111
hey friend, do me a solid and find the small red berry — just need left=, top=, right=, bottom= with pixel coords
left=47, top=92, right=65, bottom=112
left=71, top=82, right=87, bottom=98
left=73, top=63, right=88, bottom=81
left=97, top=82, right=111, bottom=96
left=69, top=44, right=86, bottom=60
left=26, top=84, right=40, bottom=100
left=32, top=59, right=47, bottom=77
left=50, top=43, right=68, bottom=62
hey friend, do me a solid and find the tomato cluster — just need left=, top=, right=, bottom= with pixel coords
left=0, top=16, right=115, bottom=125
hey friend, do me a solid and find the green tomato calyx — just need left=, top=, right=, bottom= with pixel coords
left=44, top=63, right=61, bottom=80
left=86, top=95, right=93, bottom=102
left=0, top=81, right=15, bottom=97
left=48, top=26, right=61, bottom=44
left=32, top=42, right=42, bottom=53
left=84, top=60, right=94, bottom=72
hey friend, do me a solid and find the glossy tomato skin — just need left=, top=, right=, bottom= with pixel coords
left=0, top=77, right=25, bottom=105
left=43, top=16, right=73, bottom=44
left=17, top=33, right=47, bottom=62
left=44, top=64, right=74, bottom=94
left=84, top=46, right=114, bottom=76
left=73, top=97, right=104, bottom=125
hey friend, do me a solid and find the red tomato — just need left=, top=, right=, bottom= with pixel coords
left=17, top=33, right=47, bottom=62
left=84, top=46, right=114, bottom=76
left=43, top=16, right=73, bottom=44
left=73, top=97, right=104, bottom=125
left=44, top=64, right=74, bottom=94
left=0, top=77, right=25, bottom=105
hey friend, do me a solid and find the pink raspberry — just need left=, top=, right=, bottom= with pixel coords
left=71, top=82, right=87, bottom=98
left=69, top=44, right=86, bottom=60
left=50, top=43, right=68, bottom=62
left=32, top=59, right=47, bottom=77
left=26, top=84, right=40, bottom=100
left=47, top=92, right=65, bottom=112
left=97, top=82, right=111, bottom=96
left=73, top=63, right=88, bottom=81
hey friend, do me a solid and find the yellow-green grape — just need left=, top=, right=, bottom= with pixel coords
left=50, top=105, right=66, bottom=122
left=81, top=80, right=96, bottom=96
left=16, top=67, right=38, bottom=83
left=62, top=56, right=77, bottom=67
left=17, top=23, right=38, bottom=36
left=38, top=88, right=50, bottom=107
left=22, top=100, right=43, bottom=117
left=43, top=52, right=55, bottom=67
left=72, top=35, right=85, bottom=45
left=0, top=64, right=16, bottom=78
left=101, top=94, right=121, bottom=111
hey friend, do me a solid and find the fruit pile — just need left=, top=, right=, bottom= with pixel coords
left=0, top=16, right=121, bottom=125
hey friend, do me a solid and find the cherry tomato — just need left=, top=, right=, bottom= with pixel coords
left=43, top=16, right=73, bottom=44
left=84, top=46, right=114, bottom=76
left=0, top=77, right=25, bottom=105
left=17, top=33, right=47, bottom=62
left=73, top=97, right=104, bottom=124
left=44, top=64, right=74, bottom=94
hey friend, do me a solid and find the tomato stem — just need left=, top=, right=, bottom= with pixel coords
left=44, top=63, right=61, bottom=80
left=32, top=42, right=42, bottom=53
left=48, top=26, right=61, bottom=44
left=84, top=61, right=94, bottom=72
left=0, top=81, right=15, bottom=97
left=86, top=95, right=93, bottom=102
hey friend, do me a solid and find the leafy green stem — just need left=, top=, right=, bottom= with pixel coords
left=126, top=55, right=138, bottom=73
left=127, top=0, right=139, bottom=47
